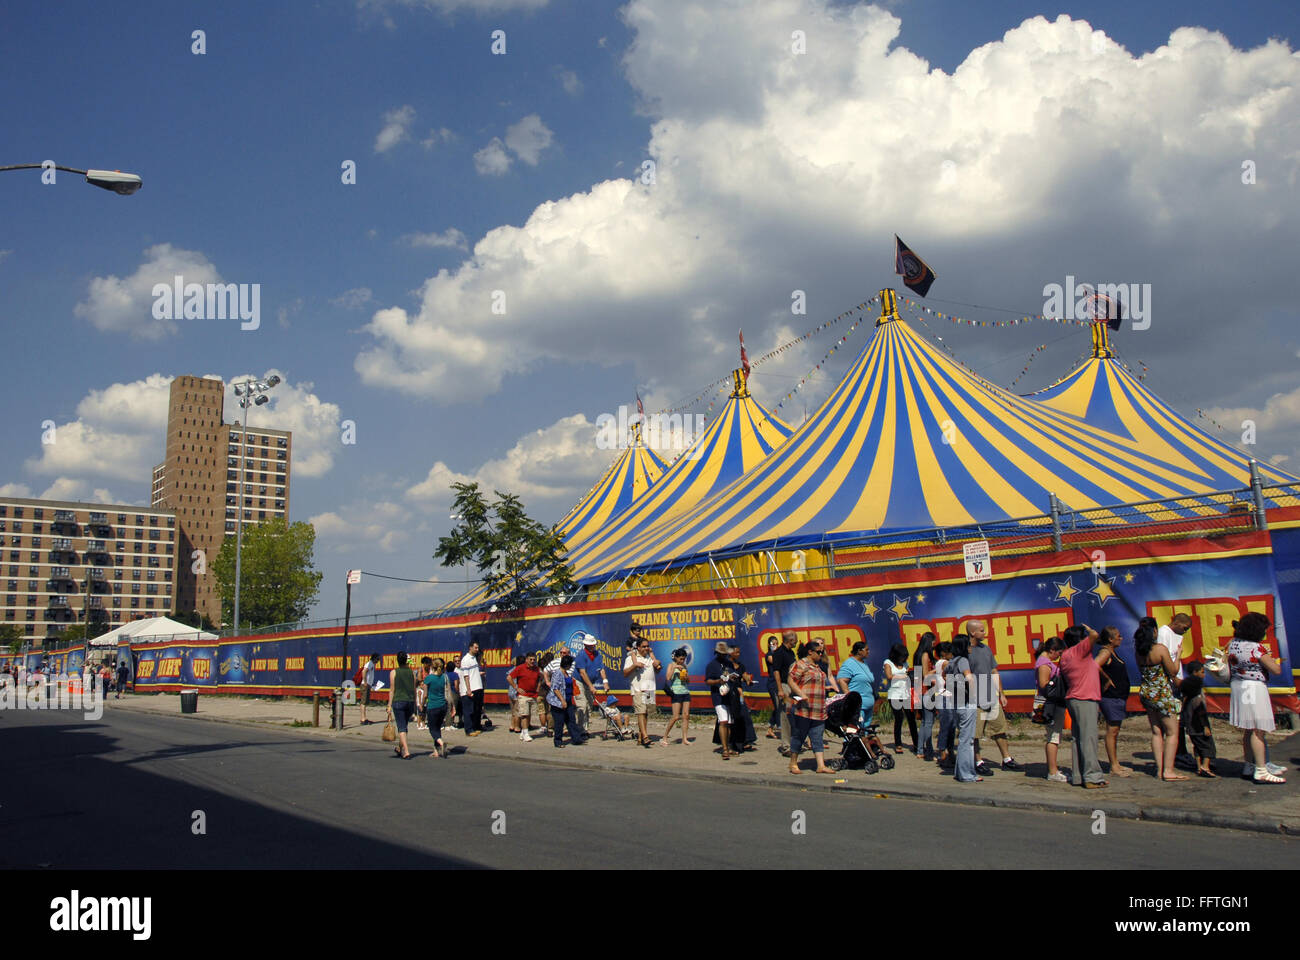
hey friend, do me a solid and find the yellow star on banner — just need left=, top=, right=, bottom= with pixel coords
left=1090, top=573, right=1117, bottom=608
left=1123, top=571, right=1135, bottom=584
left=1053, top=577, right=1079, bottom=604
left=915, top=592, right=927, bottom=604
left=759, top=606, right=768, bottom=616
left=741, top=610, right=757, bottom=630
left=861, top=598, right=879, bottom=621
left=890, top=595, right=912, bottom=619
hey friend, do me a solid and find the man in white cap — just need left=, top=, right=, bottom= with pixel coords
left=574, top=634, right=609, bottom=737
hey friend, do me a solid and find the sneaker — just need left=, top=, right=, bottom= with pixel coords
left=1046, top=771, right=1068, bottom=782
left=1267, top=762, right=1288, bottom=776
left=975, top=761, right=994, bottom=776
left=1002, top=758, right=1023, bottom=771
left=521, top=732, right=533, bottom=742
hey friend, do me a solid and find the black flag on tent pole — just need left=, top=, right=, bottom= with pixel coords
left=894, top=235, right=936, bottom=297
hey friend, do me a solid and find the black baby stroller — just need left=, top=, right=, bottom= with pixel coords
left=825, top=692, right=894, bottom=774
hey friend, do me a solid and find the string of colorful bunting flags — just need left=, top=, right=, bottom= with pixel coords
left=657, top=296, right=881, bottom=415
left=774, top=316, right=868, bottom=413
left=1007, top=344, right=1050, bottom=389
left=899, top=296, right=1093, bottom=328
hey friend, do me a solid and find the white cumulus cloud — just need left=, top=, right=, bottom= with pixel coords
left=374, top=104, right=416, bottom=153
left=75, top=244, right=220, bottom=339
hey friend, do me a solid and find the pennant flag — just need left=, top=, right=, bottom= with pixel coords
left=894, top=235, right=937, bottom=297
left=739, top=328, right=751, bottom=378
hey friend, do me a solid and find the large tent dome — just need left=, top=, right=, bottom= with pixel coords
left=574, top=291, right=1300, bottom=585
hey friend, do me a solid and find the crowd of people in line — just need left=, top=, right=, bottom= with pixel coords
left=2, top=660, right=135, bottom=701
left=364, top=614, right=1288, bottom=785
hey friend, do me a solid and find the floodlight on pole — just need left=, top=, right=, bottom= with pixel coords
left=231, top=374, right=280, bottom=637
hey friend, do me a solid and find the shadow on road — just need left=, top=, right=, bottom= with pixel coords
left=0, top=714, right=482, bottom=869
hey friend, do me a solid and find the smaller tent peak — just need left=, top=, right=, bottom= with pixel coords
left=875, top=288, right=902, bottom=326
left=730, top=368, right=750, bottom=399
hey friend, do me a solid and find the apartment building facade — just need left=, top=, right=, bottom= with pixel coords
left=151, top=375, right=292, bottom=626
left=0, top=497, right=177, bottom=650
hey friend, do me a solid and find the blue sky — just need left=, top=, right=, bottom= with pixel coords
left=3, top=0, right=1298, bottom=619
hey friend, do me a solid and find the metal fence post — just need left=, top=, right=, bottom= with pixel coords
left=1048, top=492, right=1063, bottom=553
left=1250, top=459, right=1268, bottom=531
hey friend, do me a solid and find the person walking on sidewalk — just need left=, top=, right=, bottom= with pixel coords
left=423, top=657, right=453, bottom=758
left=459, top=641, right=485, bottom=737
left=763, top=637, right=782, bottom=739
left=883, top=643, right=917, bottom=754
left=547, top=653, right=585, bottom=748
left=360, top=653, right=380, bottom=725
left=1136, top=617, right=1184, bottom=782
left=1094, top=626, right=1133, bottom=778
left=1034, top=637, right=1068, bottom=782
left=1157, top=613, right=1196, bottom=771
left=913, top=632, right=937, bottom=760
left=1227, top=612, right=1286, bottom=784
left=706, top=642, right=738, bottom=760
left=388, top=651, right=416, bottom=760
left=575, top=635, right=609, bottom=737
left=661, top=647, right=692, bottom=746
left=115, top=660, right=129, bottom=699
left=624, top=636, right=661, bottom=747
left=836, top=640, right=875, bottom=730
left=771, top=630, right=799, bottom=758
left=967, top=620, right=1020, bottom=774
left=1059, top=624, right=1107, bottom=788
left=787, top=641, right=834, bottom=775
left=947, top=635, right=980, bottom=783
left=508, top=652, right=543, bottom=742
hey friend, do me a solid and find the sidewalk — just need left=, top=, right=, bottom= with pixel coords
left=108, top=693, right=1300, bottom=834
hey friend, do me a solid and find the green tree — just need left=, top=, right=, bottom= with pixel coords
left=60, top=622, right=111, bottom=646
left=1, top=624, right=23, bottom=655
left=434, top=482, right=576, bottom=611
left=167, top=610, right=217, bottom=631
left=213, top=519, right=323, bottom=630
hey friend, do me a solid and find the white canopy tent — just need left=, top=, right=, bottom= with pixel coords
left=89, top=616, right=218, bottom=647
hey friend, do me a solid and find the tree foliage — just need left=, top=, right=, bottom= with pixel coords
left=213, top=519, right=324, bottom=630
left=1, top=624, right=23, bottom=654
left=434, top=482, right=576, bottom=611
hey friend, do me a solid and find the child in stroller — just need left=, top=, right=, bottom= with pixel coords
left=825, top=692, right=894, bottom=774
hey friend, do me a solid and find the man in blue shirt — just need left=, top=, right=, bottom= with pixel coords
left=574, top=635, right=609, bottom=738
left=836, top=641, right=875, bottom=727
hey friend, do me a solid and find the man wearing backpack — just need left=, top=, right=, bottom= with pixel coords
left=359, top=652, right=380, bottom=725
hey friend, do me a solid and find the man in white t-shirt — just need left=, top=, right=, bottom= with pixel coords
left=1157, top=613, right=1194, bottom=768
left=623, top=637, right=662, bottom=746
left=460, top=641, right=485, bottom=737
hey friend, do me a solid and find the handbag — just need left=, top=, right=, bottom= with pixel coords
left=382, top=717, right=397, bottom=742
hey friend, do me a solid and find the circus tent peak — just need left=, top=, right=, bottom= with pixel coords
left=564, top=368, right=792, bottom=580
left=575, top=291, right=1300, bottom=584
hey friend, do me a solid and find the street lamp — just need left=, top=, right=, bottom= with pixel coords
left=0, top=163, right=143, bottom=194
left=231, top=375, right=281, bottom=635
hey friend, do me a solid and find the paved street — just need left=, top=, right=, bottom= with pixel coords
left=2, top=708, right=1296, bottom=869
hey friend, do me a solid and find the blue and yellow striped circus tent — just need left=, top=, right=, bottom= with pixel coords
left=565, top=369, right=792, bottom=580
left=1026, top=324, right=1297, bottom=491
left=554, top=422, right=668, bottom=547
left=573, top=290, right=1300, bottom=588
left=434, top=421, right=668, bottom=612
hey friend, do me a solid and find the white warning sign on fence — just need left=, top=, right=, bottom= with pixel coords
left=963, top=540, right=992, bottom=582
left=347, top=569, right=361, bottom=585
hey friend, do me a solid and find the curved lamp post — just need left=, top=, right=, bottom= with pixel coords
left=0, top=163, right=142, bottom=195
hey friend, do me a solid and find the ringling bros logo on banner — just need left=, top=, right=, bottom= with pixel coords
left=128, top=531, right=1295, bottom=704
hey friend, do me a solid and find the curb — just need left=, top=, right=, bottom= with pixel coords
left=119, top=703, right=1297, bottom=835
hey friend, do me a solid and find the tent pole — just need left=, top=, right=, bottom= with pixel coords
left=1250, top=459, right=1268, bottom=531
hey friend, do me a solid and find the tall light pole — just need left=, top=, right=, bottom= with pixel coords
left=231, top=375, right=280, bottom=635
left=0, top=163, right=142, bottom=194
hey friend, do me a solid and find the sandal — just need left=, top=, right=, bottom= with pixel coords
left=392, top=747, right=402, bottom=758
left=1161, top=774, right=1189, bottom=782
left=1197, top=770, right=1218, bottom=779
left=893, top=746, right=904, bottom=754
left=1254, top=771, right=1287, bottom=784
left=788, top=765, right=801, bottom=775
